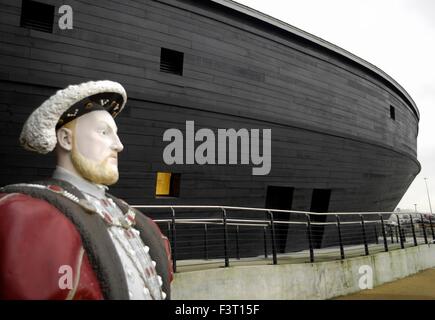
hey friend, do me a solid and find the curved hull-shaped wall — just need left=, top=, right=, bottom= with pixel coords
left=0, top=0, right=419, bottom=252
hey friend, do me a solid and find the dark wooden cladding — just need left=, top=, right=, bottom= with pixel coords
left=0, top=0, right=419, bottom=220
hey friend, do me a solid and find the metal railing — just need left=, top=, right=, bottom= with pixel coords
left=132, top=205, right=435, bottom=273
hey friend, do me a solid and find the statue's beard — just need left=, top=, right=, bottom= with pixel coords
left=71, top=145, right=119, bottom=186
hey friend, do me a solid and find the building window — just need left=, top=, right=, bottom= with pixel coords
left=160, top=48, right=184, bottom=76
left=390, top=105, right=396, bottom=120
left=20, top=0, right=55, bottom=33
left=155, top=172, right=180, bottom=197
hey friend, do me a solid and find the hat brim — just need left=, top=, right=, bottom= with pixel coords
left=19, top=80, right=127, bottom=154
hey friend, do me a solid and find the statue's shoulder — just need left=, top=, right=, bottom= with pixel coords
left=1, top=178, right=82, bottom=196
left=0, top=179, right=101, bottom=217
left=0, top=179, right=83, bottom=220
left=0, top=184, right=102, bottom=300
left=0, top=183, right=84, bottom=251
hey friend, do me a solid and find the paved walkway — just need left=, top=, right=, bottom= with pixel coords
left=176, top=242, right=404, bottom=272
left=336, top=268, right=435, bottom=300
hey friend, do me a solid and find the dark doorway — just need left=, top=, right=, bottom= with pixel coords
left=309, top=189, right=331, bottom=248
left=265, top=186, right=294, bottom=253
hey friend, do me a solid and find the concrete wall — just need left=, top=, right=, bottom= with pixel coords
left=171, top=244, right=435, bottom=299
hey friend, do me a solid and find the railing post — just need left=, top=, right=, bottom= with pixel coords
left=236, top=225, right=240, bottom=260
left=204, top=224, right=208, bottom=260
left=396, top=214, right=404, bottom=249
left=306, top=214, right=314, bottom=263
left=170, top=207, right=177, bottom=273
left=379, top=215, right=388, bottom=252
left=221, top=208, right=229, bottom=267
left=395, top=225, right=399, bottom=243
left=167, top=221, right=171, bottom=243
left=429, top=215, right=435, bottom=242
left=360, top=215, right=369, bottom=256
left=336, top=215, right=345, bottom=260
left=421, top=214, right=428, bottom=245
left=410, top=216, right=418, bottom=246
left=268, top=210, right=278, bottom=265
left=374, top=224, right=379, bottom=244
left=263, top=226, right=268, bottom=258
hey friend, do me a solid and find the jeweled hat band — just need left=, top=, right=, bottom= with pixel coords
left=55, top=92, right=124, bottom=130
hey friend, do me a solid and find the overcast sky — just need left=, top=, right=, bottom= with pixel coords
left=235, top=0, right=435, bottom=213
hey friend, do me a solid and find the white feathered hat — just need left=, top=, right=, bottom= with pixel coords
left=19, top=80, right=127, bottom=154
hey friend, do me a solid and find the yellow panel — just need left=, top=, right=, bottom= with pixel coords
left=156, top=172, right=171, bottom=196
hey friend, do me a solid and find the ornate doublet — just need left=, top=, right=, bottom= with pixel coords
left=0, top=168, right=172, bottom=300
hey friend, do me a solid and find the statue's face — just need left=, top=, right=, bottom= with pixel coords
left=71, top=110, right=124, bottom=185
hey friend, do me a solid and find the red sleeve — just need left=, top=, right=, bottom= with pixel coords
left=0, top=193, right=103, bottom=300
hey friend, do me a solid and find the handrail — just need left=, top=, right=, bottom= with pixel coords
left=133, top=204, right=399, bottom=216
left=133, top=205, right=431, bottom=272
